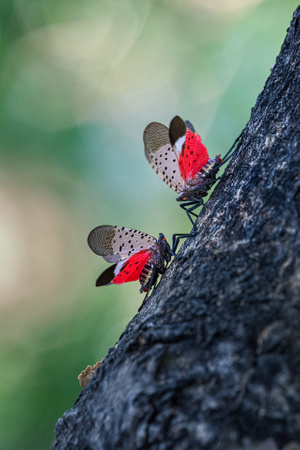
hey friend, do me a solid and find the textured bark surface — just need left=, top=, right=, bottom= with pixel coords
left=52, top=7, right=300, bottom=450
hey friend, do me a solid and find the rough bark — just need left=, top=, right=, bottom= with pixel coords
left=52, top=7, right=300, bottom=450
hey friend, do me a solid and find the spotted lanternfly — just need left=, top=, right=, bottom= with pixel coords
left=144, top=115, right=241, bottom=226
left=88, top=225, right=174, bottom=297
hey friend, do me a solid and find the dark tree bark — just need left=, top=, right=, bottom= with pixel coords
left=52, top=7, right=300, bottom=450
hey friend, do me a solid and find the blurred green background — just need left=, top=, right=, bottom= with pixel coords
left=0, top=0, right=297, bottom=448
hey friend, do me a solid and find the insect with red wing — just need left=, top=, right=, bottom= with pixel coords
left=88, top=225, right=174, bottom=298
left=144, top=115, right=241, bottom=227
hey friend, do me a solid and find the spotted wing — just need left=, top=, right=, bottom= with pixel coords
left=169, top=116, right=210, bottom=181
left=143, top=122, right=184, bottom=193
left=88, top=225, right=156, bottom=263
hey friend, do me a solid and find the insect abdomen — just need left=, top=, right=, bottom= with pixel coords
left=201, top=158, right=219, bottom=176
left=139, top=261, right=153, bottom=291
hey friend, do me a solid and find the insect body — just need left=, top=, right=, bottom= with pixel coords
left=88, top=225, right=173, bottom=294
left=144, top=115, right=240, bottom=226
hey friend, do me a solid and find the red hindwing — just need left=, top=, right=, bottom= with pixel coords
left=178, top=128, right=209, bottom=181
left=144, top=116, right=210, bottom=189
left=112, top=250, right=151, bottom=285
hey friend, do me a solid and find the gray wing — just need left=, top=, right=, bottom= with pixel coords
left=143, top=121, right=184, bottom=194
left=88, top=225, right=156, bottom=262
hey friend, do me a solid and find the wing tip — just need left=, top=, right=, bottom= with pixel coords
left=87, top=225, right=115, bottom=256
left=169, top=116, right=186, bottom=147
left=143, top=121, right=170, bottom=151
left=95, top=264, right=117, bottom=287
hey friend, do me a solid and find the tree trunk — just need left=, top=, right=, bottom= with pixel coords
left=52, top=7, right=300, bottom=450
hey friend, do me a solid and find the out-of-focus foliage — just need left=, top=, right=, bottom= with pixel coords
left=0, top=0, right=297, bottom=448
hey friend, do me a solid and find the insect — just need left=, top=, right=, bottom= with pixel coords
left=88, top=225, right=174, bottom=299
left=144, top=115, right=241, bottom=226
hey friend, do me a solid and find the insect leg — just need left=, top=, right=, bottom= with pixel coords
left=179, top=200, right=200, bottom=216
left=179, top=201, right=200, bottom=226
left=172, top=232, right=196, bottom=253
left=138, top=292, right=149, bottom=311
left=220, top=130, right=244, bottom=166
left=180, top=201, right=203, bottom=226
left=169, top=249, right=179, bottom=259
